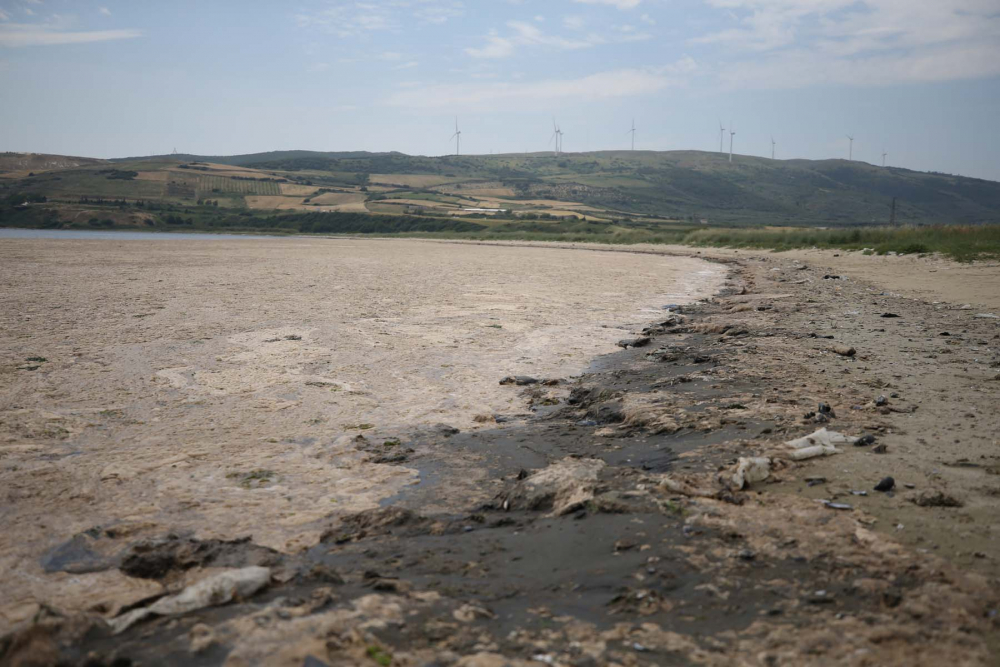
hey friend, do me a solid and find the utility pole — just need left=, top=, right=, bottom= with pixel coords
left=889, top=197, right=897, bottom=227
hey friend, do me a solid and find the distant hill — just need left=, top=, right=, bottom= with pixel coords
left=3, top=149, right=999, bottom=227
left=109, top=150, right=408, bottom=167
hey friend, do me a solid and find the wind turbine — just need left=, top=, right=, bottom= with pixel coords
left=846, top=134, right=854, bottom=161
left=771, top=135, right=776, bottom=160
left=719, top=121, right=725, bottom=154
left=550, top=118, right=562, bottom=155
left=627, top=119, right=637, bottom=151
left=882, top=149, right=888, bottom=167
left=729, top=122, right=735, bottom=164
left=451, top=117, right=462, bottom=156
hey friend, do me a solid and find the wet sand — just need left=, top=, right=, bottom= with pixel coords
left=0, top=237, right=724, bottom=630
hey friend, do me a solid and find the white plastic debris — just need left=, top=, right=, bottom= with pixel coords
left=974, top=313, right=998, bottom=319
left=785, top=428, right=857, bottom=460
left=108, top=566, right=271, bottom=634
left=732, top=457, right=772, bottom=489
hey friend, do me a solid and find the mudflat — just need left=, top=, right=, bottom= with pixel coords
left=2, top=237, right=999, bottom=666
left=0, top=237, right=723, bottom=630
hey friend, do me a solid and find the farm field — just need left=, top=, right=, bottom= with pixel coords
left=3, top=150, right=1000, bottom=249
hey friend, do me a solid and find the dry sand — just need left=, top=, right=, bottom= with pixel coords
left=0, top=236, right=724, bottom=629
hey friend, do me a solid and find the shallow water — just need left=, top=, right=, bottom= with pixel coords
left=0, top=228, right=283, bottom=241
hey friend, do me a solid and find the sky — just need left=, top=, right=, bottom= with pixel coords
left=1, top=0, right=999, bottom=181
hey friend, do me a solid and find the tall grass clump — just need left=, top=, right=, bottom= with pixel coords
left=682, top=225, right=1000, bottom=262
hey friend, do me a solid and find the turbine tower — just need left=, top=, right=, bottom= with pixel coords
left=846, top=134, right=854, bottom=161
left=729, top=122, right=735, bottom=164
left=628, top=119, right=637, bottom=151
left=719, top=121, right=725, bottom=154
left=771, top=135, right=776, bottom=160
left=451, top=117, right=462, bottom=156
left=882, top=149, right=888, bottom=167
left=550, top=118, right=562, bottom=155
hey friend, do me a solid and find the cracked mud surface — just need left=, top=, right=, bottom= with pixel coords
left=2, top=238, right=999, bottom=666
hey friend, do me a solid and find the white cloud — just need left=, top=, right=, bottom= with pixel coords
left=0, top=22, right=141, bottom=47
left=387, top=60, right=695, bottom=108
left=295, top=0, right=464, bottom=37
left=99, top=7, right=111, bottom=16
left=465, top=32, right=515, bottom=58
left=573, top=0, right=642, bottom=9
left=393, top=60, right=419, bottom=69
left=563, top=15, right=585, bottom=30
left=695, top=0, right=1000, bottom=87
left=465, top=18, right=651, bottom=58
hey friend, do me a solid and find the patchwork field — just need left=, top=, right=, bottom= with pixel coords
left=198, top=175, right=282, bottom=196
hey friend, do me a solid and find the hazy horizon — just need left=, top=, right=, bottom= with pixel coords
left=2, top=1, right=999, bottom=180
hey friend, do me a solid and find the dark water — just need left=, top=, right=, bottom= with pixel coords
left=0, top=228, right=284, bottom=241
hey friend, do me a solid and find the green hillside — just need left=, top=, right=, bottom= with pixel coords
left=2, top=149, right=999, bottom=229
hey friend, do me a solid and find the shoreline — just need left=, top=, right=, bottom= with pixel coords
left=3, top=243, right=1000, bottom=665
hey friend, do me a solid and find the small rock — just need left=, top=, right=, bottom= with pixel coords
left=823, top=275, right=841, bottom=280
left=737, top=549, right=756, bottom=561
left=854, top=434, right=876, bottom=447
left=874, top=476, right=895, bottom=492
left=874, top=395, right=888, bottom=406
left=880, top=313, right=901, bottom=318
left=499, top=376, right=538, bottom=386
left=617, top=337, right=652, bottom=349
left=832, top=345, right=856, bottom=357
left=818, top=402, right=834, bottom=415
left=872, top=443, right=888, bottom=454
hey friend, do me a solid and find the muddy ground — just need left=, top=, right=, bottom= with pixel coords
left=2, top=240, right=999, bottom=666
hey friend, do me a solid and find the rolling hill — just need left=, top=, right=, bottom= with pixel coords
left=2, top=149, right=999, bottom=232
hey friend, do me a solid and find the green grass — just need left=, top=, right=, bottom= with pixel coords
left=683, top=225, right=1000, bottom=262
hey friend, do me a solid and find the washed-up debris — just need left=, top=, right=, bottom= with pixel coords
left=851, top=490, right=868, bottom=496
left=731, top=457, right=772, bottom=490
left=832, top=345, right=857, bottom=357
left=880, top=313, right=901, bottom=318
left=912, top=490, right=964, bottom=508
left=658, top=474, right=725, bottom=500
left=875, top=476, right=895, bottom=492
left=975, top=313, right=998, bottom=319
left=108, top=566, right=271, bottom=634
left=499, top=376, right=538, bottom=386
left=823, top=501, right=853, bottom=510
left=808, top=333, right=835, bottom=339
left=874, top=395, right=889, bottom=406
left=854, top=434, right=877, bottom=447
left=806, top=476, right=826, bottom=486
left=497, top=458, right=605, bottom=516
left=823, top=275, right=841, bottom=280
left=785, top=427, right=857, bottom=460
left=872, top=443, right=888, bottom=454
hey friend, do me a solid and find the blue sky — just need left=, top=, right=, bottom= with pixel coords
left=2, top=0, right=999, bottom=181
